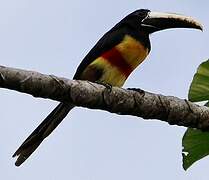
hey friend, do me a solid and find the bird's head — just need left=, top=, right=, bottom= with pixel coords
left=122, top=9, right=203, bottom=34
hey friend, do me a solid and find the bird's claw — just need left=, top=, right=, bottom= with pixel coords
left=127, top=88, right=144, bottom=93
left=95, top=81, right=112, bottom=92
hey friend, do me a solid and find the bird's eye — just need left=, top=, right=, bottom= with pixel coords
left=136, top=9, right=149, bottom=18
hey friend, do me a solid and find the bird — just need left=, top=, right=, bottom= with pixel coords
left=12, top=9, right=203, bottom=166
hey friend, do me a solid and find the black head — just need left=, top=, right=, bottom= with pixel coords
left=119, top=9, right=150, bottom=31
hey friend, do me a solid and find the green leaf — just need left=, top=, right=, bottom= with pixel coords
left=182, top=128, right=209, bottom=170
left=188, top=59, right=209, bottom=102
left=183, top=60, right=209, bottom=170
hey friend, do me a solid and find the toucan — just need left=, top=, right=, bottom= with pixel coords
left=12, top=9, right=203, bottom=166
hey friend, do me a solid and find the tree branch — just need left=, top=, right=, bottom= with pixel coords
left=0, top=65, right=209, bottom=130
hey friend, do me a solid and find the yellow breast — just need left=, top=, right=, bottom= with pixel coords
left=116, top=35, right=149, bottom=69
left=81, top=35, right=149, bottom=87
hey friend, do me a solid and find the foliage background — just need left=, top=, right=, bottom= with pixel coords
left=0, top=0, right=208, bottom=179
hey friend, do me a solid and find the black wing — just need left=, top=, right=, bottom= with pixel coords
left=73, top=25, right=127, bottom=80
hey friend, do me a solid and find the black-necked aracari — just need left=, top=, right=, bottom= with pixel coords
left=13, top=9, right=203, bottom=166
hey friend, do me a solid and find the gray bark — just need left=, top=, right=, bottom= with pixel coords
left=0, top=65, right=209, bottom=130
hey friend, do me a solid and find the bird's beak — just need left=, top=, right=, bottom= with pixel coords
left=141, top=11, right=203, bottom=33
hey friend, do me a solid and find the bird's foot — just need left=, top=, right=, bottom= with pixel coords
left=95, top=81, right=112, bottom=92
left=127, top=88, right=144, bottom=93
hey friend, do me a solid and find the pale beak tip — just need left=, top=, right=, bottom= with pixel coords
left=200, top=25, right=203, bottom=31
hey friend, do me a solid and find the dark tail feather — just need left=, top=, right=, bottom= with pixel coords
left=13, top=102, right=74, bottom=166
